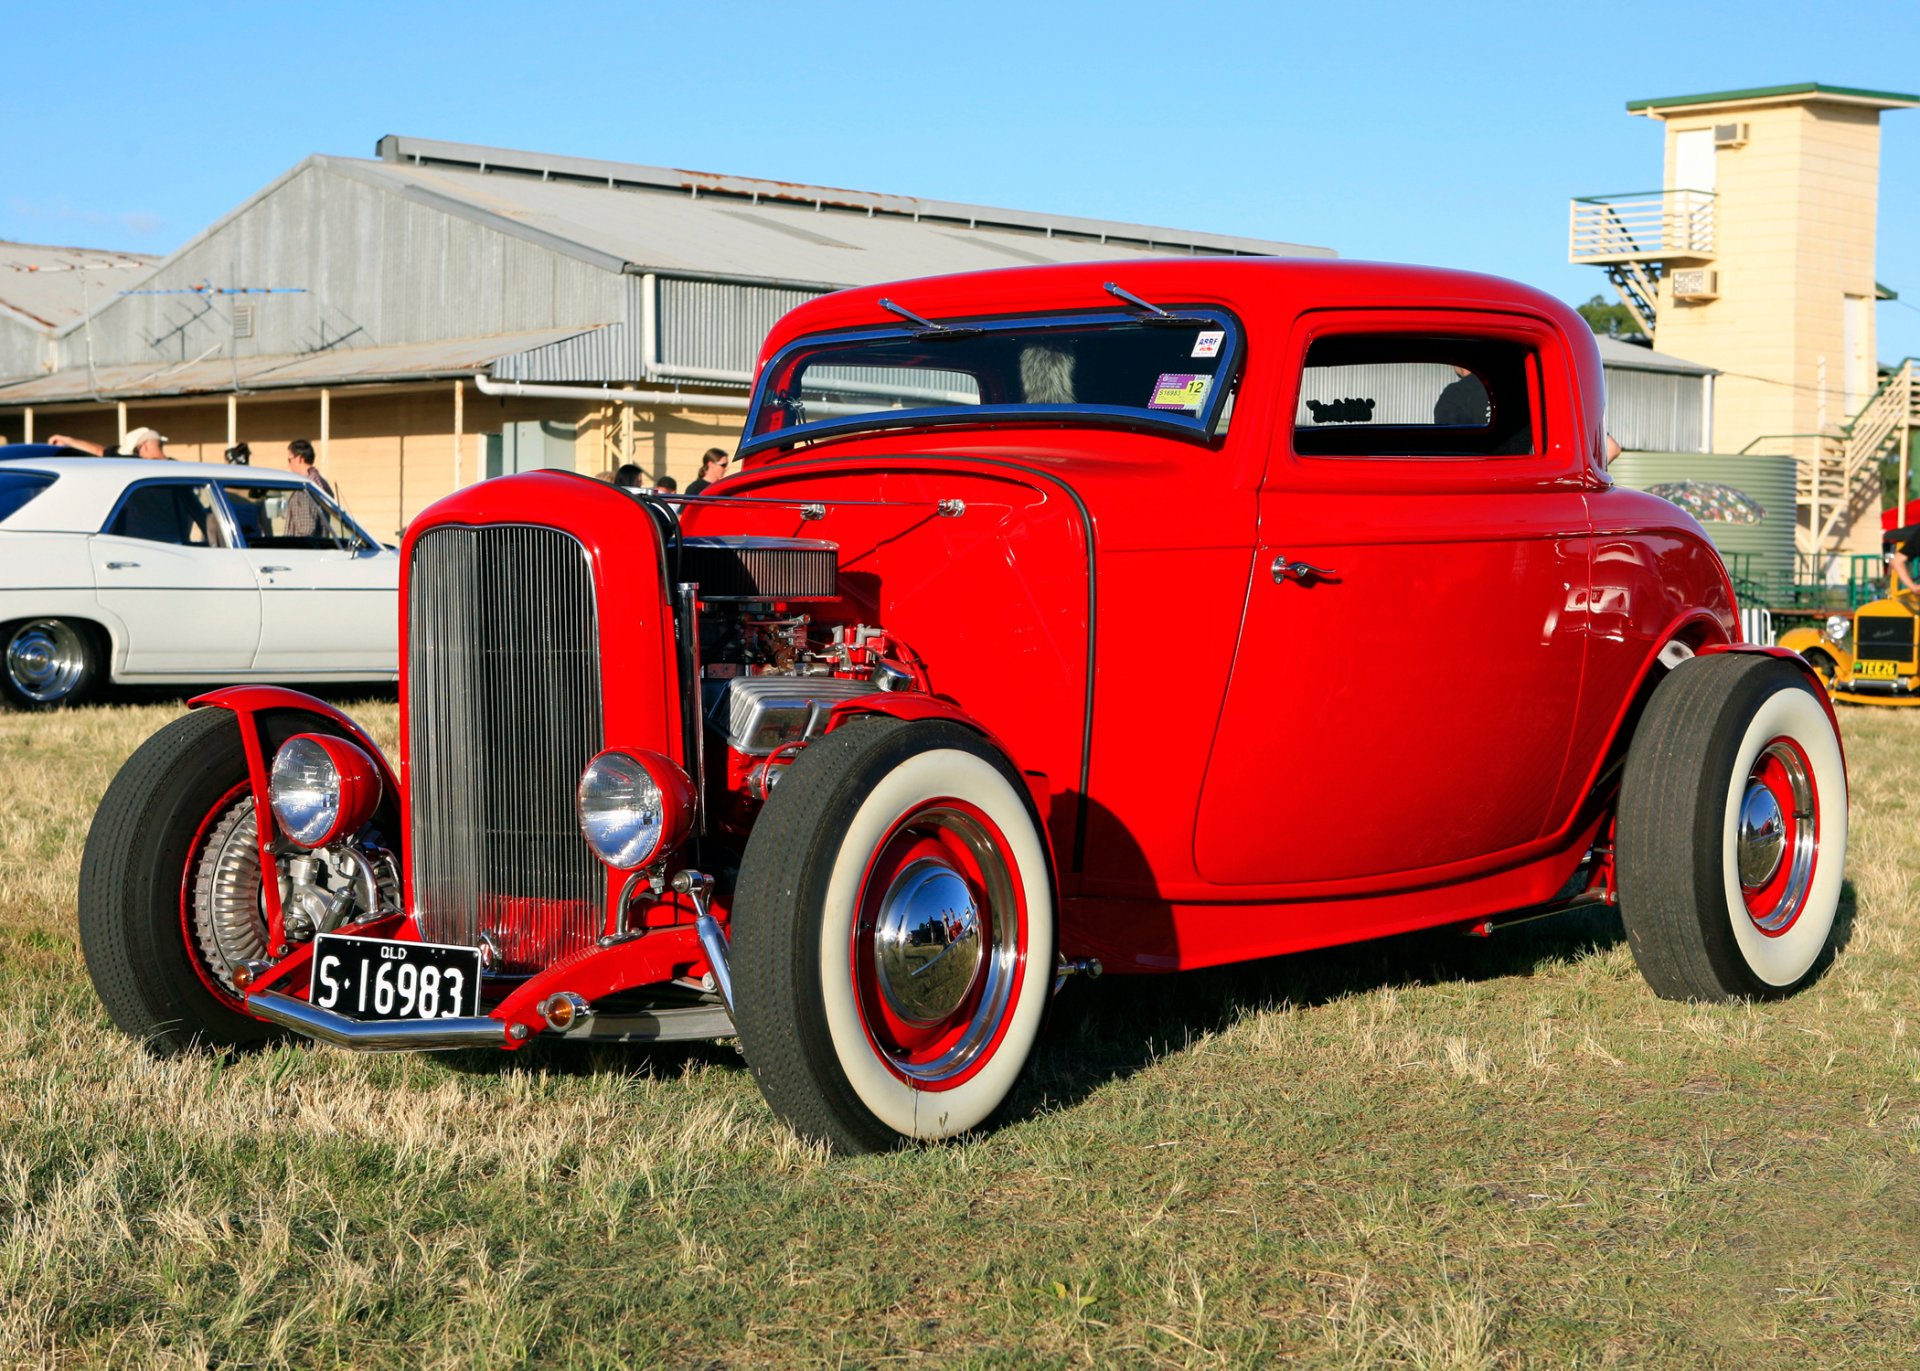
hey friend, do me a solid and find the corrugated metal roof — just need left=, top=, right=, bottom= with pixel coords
left=1595, top=334, right=1716, bottom=376
left=0, top=325, right=604, bottom=403
left=345, top=136, right=1335, bottom=286
left=0, top=241, right=158, bottom=330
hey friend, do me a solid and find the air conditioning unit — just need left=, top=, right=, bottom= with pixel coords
left=1672, top=269, right=1720, bottom=302
left=1713, top=122, right=1749, bottom=148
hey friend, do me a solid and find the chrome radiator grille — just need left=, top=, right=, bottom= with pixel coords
left=408, top=526, right=605, bottom=972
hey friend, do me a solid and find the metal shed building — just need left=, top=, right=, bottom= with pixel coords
left=0, top=137, right=1333, bottom=537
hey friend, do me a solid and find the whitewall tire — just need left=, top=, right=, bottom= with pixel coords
left=1618, top=654, right=1847, bottom=1000
left=732, top=719, right=1055, bottom=1152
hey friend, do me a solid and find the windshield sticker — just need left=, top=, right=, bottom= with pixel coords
left=1191, top=330, right=1225, bottom=359
left=1150, top=373, right=1213, bottom=411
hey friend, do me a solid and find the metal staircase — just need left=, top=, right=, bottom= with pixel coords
left=1791, top=359, right=1919, bottom=558
left=1569, top=189, right=1718, bottom=335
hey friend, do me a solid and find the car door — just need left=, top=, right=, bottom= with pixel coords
left=218, top=480, right=399, bottom=674
left=1194, top=310, right=1593, bottom=889
left=89, top=478, right=262, bottom=675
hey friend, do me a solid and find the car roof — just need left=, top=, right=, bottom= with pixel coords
left=0, top=457, right=313, bottom=533
left=759, top=257, right=1586, bottom=356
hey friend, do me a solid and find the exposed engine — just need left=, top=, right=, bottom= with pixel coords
left=684, top=535, right=923, bottom=829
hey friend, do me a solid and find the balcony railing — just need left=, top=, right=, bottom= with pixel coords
left=1568, top=190, right=1716, bottom=265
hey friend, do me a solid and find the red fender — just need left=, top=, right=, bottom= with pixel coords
left=1697, top=642, right=1847, bottom=774
left=188, top=686, right=399, bottom=951
left=189, top=685, right=399, bottom=796
left=823, top=693, right=1064, bottom=901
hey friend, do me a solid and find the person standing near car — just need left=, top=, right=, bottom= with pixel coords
left=46, top=426, right=170, bottom=459
left=284, top=439, right=334, bottom=537
left=1883, top=522, right=1920, bottom=594
left=685, top=448, right=730, bottom=495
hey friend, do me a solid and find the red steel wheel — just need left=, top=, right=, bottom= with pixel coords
left=732, top=719, right=1055, bottom=1152
left=850, top=798, right=1027, bottom=1091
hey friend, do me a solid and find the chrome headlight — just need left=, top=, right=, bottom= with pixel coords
left=269, top=733, right=381, bottom=848
left=1825, top=615, right=1850, bottom=643
left=577, top=749, right=693, bottom=870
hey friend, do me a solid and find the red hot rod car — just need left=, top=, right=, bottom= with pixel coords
left=80, top=260, right=1848, bottom=1152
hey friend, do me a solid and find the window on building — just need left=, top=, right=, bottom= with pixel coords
left=1293, top=335, right=1541, bottom=457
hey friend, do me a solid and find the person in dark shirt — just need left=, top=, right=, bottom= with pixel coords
left=685, top=448, right=730, bottom=495
left=1883, top=523, right=1920, bottom=594
left=284, top=439, right=334, bottom=538
left=1433, top=368, right=1489, bottom=426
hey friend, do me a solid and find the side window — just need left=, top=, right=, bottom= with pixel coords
left=105, top=483, right=226, bottom=547
left=221, top=483, right=364, bottom=549
left=1294, top=334, right=1541, bottom=458
left=0, top=471, right=56, bottom=523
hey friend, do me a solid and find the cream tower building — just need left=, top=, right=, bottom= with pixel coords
left=1572, top=82, right=1918, bottom=565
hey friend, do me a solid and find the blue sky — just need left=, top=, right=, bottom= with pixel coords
left=7, top=0, right=1919, bottom=361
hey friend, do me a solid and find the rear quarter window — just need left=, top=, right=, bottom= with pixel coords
left=1294, top=335, right=1542, bottom=458
left=0, top=471, right=57, bottom=524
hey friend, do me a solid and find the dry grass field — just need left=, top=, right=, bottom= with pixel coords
left=2, top=697, right=1917, bottom=1368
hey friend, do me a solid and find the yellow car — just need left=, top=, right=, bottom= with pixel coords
left=1780, top=588, right=1920, bottom=705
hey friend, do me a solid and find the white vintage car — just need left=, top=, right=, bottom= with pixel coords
left=0, top=457, right=398, bottom=707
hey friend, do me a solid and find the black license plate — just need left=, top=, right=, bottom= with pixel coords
left=309, top=935, right=483, bottom=1022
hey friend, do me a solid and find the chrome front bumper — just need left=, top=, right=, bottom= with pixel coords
left=247, top=989, right=738, bottom=1052
left=248, top=990, right=507, bottom=1051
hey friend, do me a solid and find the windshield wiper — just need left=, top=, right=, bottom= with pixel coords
left=1103, top=281, right=1211, bottom=327
left=877, top=297, right=986, bottom=340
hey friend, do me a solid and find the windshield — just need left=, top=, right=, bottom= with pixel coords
left=742, top=309, right=1242, bottom=455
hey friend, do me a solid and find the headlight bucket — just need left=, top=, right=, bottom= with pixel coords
left=1824, top=615, right=1850, bottom=643
left=576, top=748, right=694, bottom=870
left=268, top=734, right=383, bottom=848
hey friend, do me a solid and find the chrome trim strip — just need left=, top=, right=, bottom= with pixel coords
left=248, top=989, right=504, bottom=1051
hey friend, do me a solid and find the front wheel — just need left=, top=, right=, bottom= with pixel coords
left=1617, top=654, right=1847, bottom=1001
left=732, top=719, right=1056, bottom=1152
left=80, top=708, right=287, bottom=1052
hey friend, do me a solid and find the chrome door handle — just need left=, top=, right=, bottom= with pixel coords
left=259, top=565, right=291, bottom=573
left=105, top=560, right=140, bottom=569
left=1271, top=556, right=1337, bottom=584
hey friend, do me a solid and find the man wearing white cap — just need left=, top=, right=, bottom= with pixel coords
left=46, top=426, right=171, bottom=459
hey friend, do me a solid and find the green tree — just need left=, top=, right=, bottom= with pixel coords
left=1576, top=294, right=1640, bottom=337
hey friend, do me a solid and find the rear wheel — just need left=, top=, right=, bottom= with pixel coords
left=732, top=719, right=1055, bottom=1152
left=1617, top=654, right=1847, bottom=1001
left=2, top=617, right=98, bottom=708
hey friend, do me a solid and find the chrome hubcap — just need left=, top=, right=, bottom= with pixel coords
left=1736, top=783, right=1785, bottom=888
left=1740, top=740, right=1817, bottom=933
left=874, top=858, right=984, bottom=1024
left=5, top=619, right=85, bottom=702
